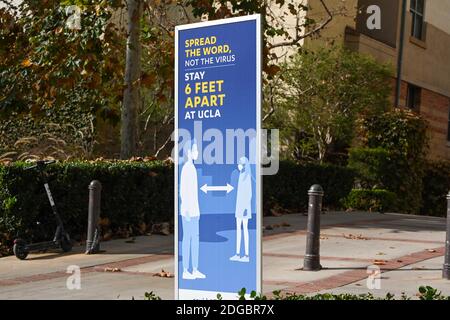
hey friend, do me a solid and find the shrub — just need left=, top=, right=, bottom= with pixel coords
left=266, top=45, right=392, bottom=163
left=145, top=286, right=450, bottom=300
left=358, top=109, right=428, bottom=214
left=264, top=161, right=355, bottom=213
left=421, top=161, right=450, bottom=217
left=348, top=147, right=391, bottom=188
left=342, top=189, right=397, bottom=213
left=0, top=160, right=173, bottom=253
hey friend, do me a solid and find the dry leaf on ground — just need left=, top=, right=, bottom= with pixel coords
left=153, top=269, right=174, bottom=278
left=373, top=260, right=387, bottom=266
left=343, top=233, right=369, bottom=240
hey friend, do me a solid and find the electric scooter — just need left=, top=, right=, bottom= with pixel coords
left=13, top=160, right=72, bottom=260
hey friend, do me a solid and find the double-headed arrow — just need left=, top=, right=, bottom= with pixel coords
left=200, top=183, right=234, bottom=194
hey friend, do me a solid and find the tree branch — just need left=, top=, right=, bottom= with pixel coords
left=268, top=0, right=333, bottom=50
left=262, top=85, right=276, bottom=122
left=154, top=133, right=172, bottom=158
left=177, top=1, right=192, bottom=24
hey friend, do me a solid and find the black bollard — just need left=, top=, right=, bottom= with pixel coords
left=303, top=184, right=324, bottom=271
left=443, top=191, right=450, bottom=280
left=86, top=180, right=102, bottom=254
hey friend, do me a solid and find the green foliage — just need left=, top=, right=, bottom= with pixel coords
left=237, top=288, right=265, bottom=300
left=264, top=161, right=355, bottom=213
left=0, top=107, right=95, bottom=161
left=239, top=287, right=449, bottom=300
left=271, top=291, right=397, bottom=300
left=358, top=109, right=428, bottom=214
left=362, top=109, right=428, bottom=156
left=347, top=147, right=398, bottom=212
left=267, top=46, right=392, bottom=163
left=421, top=161, right=450, bottom=217
left=418, top=286, right=449, bottom=300
left=348, top=147, right=391, bottom=188
left=144, top=286, right=450, bottom=300
left=238, top=287, right=246, bottom=300
left=144, top=291, right=162, bottom=300
left=0, top=0, right=125, bottom=119
left=0, top=1, right=179, bottom=159
left=342, top=189, right=397, bottom=213
left=0, top=160, right=173, bottom=253
left=185, top=0, right=314, bottom=77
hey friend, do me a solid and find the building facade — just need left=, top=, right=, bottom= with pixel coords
left=306, top=0, right=450, bottom=160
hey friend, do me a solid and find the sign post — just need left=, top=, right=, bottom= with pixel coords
left=175, top=15, right=262, bottom=300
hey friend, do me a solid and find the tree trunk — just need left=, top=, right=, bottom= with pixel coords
left=121, top=0, right=142, bottom=159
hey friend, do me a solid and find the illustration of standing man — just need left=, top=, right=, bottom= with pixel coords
left=180, top=139, right=206, bottom=280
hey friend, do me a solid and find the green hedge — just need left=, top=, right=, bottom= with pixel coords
left=263, top=161, right=355, bottom=213
left=342, top=189, right=396, bottom=213
left=421, top=161, right=450, bottom=217
left=0, top=161, right=173, bottom=250
left=1, top=160, right=355, bottom=254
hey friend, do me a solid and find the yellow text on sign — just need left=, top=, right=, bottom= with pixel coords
left=184, top=80, right=226, bottom=108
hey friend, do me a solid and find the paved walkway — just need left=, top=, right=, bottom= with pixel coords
left=0, top=212, right=449, bottom=299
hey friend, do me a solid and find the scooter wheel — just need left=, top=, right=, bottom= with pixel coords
left=13, top=240, right=29, bottom=260
left=61, top=235, right=72, bottom=253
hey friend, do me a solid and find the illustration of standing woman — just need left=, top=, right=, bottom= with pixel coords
left=230, top=156, right=252, bottom=263
left=180, top=139, right=206, bottom=280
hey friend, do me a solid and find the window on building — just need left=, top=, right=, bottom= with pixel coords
left=410, top=0, right=425, bottom=40
left=406, top=84, right=421, bottom=110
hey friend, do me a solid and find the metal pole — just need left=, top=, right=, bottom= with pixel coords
left=395, top=0, right=407, bottom=107
left=443, top=191, right=450, bottom=280
left=303, top=184, right=324, bottom=271
left=86, top=180, right=102, bottom=254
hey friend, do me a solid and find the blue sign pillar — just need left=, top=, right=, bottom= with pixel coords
left=175, top=15, right=262, bottom=300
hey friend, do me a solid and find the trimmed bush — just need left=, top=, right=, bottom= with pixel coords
left=421, top=161, right=450, bottom=217
left=1, top=160, right=355, bottom=255
left=0, top=160, right=173, bottom=252
left=342, top=189, right=396, bottom=213
left=264, top=161, right=355, bottom=213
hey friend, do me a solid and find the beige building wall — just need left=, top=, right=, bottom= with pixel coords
left=304, top=0, right=357, bottom=49
left=305, top=0, right=450, bottom=160
left=402, top=0, right=450, bottom=98
left=399, top=0, right=450, bottom=160
left=425, top=0, right=450, bottom=33
left=269, top=0, right=308, bottom=62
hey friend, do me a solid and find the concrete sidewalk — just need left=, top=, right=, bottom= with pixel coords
left=0, top=211, right=449, bottom=299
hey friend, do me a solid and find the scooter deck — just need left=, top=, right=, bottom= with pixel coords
left=25, top=240, right=61, bottom=252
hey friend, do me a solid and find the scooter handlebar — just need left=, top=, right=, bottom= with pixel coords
left=24, top=160, right=56, bottom=171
